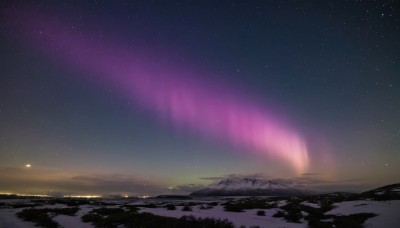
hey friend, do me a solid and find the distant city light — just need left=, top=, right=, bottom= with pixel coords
left=138, top=195, right=150, bottom=199
left=63, top=195, right=102, bottom=198
left=0, top=192, right=49, bottom=197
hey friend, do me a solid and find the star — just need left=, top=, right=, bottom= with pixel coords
left=25, top=164, right=31, bottom=168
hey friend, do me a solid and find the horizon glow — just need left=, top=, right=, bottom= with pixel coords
left=9, top=9, right=309, bottom=173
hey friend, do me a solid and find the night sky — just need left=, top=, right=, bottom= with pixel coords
left=0, top=0, right=399, bottom=196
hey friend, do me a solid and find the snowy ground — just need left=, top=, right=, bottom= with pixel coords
left=0, top=206, right=92, bottom=228
left=327, top=200, right=400, bottom=228
left=1, top=197, right=400, bottom=227
left=140, top=205, right=306, bottom=228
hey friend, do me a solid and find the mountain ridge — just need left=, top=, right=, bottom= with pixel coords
left=190, top=177, right=310, bottom=196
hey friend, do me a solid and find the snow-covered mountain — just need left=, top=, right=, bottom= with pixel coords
left=190, top=178, right=309, bottom=196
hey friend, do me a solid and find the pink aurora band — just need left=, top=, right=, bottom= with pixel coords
left=10, top=9, right=309, bottom=173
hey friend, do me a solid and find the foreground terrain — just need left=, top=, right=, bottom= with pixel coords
left=0, top=184, right=399, bottom=228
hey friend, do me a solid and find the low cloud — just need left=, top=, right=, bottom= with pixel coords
left=200, top=173, right=270, bottom=181
left=301, top=172, right=322, bottom=176
left=0, top=166, right=168, bottom=196
left=167, top=184, right=205, bottom=193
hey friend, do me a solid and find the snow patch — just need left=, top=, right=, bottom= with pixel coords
left=0, top=208, right=36, bottom=228
left=301, top=201, right=320, bottom=208
left=327, top=200, right=400, bottom=228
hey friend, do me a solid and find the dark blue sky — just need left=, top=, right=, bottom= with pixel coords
left=0, top=0, right=399, bottom=196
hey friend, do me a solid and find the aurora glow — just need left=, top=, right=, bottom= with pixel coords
left=1, top=1, right=399, bottom=197
left=10, top=9, right=309, bottom=173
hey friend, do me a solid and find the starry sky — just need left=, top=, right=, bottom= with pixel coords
left=0, top=0, right=399, bottom=196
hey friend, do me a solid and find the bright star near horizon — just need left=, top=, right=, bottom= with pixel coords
left=25, top=164, right=31, bottom=168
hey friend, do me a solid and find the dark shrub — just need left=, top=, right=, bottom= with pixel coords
left=256, top=210, right=265, bottom=216
left=207, top=202, right=219, bottom=206
left=81, top=209, right=234, bottom=227
left=17, top=209, right=59, bottom=228
left=333, top=213, right=377, bottom=228
left=273, top=210, right=285, bottom=218
left=81, top=213, right=102, bottom=223
left=139, top=203, right=158, bottom=208
left=124, top=205, right=140, bottom=212
left=224, top=203, right=245, bottom=212
left=165, top=204, right=176, bottom=210
left=182, top=206, right=192, bottom=211
left=17, top=207, right=79, bottom=228
left=308, top=219, right=332, bottom=228
left=223, top=198, right=271, bottom=212
left=280, top=203, right=303, bottom=223
left=53, top=207, right=80, bottom=216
